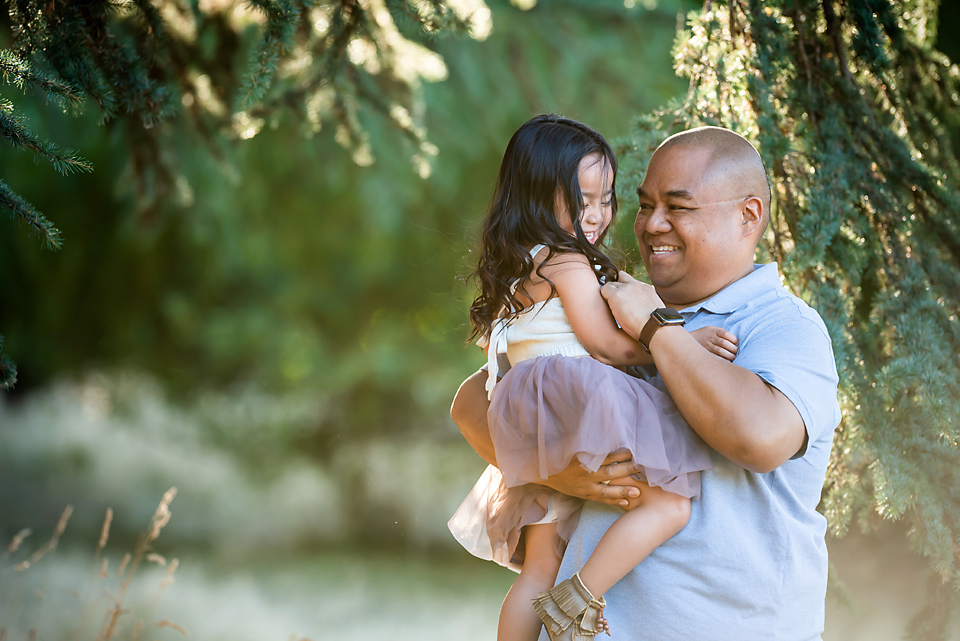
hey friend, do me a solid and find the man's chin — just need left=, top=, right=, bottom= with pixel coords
left=645, top=272, right=681, bottom=294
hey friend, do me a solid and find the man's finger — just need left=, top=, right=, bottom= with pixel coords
left=597, top=483, right=640, bottom=506
left=617, top=270, right=636, bottom=283
left=600, top=448, right=633, bottom=465
left=600, top=459, right=643, bottom=480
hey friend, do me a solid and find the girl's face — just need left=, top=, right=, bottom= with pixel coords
left=555, top=153, right=614, bottom=244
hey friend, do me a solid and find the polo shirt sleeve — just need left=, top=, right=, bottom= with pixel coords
left=734, top=309, right=841, bottom=453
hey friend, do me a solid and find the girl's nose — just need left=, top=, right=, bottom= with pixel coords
left=583, top=207, right=601, bottom=225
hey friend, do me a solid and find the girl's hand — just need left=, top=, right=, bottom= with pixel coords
left=690, top=326, right=738, bottom=362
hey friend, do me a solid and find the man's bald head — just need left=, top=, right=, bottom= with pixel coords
left=634, top=126, right=772, bottom=307
left=657, top=126, right=771, bottom=227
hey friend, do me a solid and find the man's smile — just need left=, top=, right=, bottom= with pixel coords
left=650, top=244, right=681, bottom=254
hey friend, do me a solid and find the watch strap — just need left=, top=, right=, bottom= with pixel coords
left=638, top=308, right=684, bottom=353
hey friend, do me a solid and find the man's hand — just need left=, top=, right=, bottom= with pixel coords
left=453, top=372, right=648, bottom=506
left=542, top=449, right=644, bottom=508
left=600, top=271, right=664, bottom=339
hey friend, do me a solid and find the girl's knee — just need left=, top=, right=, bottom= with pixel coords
left=520, top=550, right=562, bottom=584
left=636, top=485, right=691, bottom=531
left=519, top=525, right=563, bottom=582
left=665, top=493, right=692, bottom=530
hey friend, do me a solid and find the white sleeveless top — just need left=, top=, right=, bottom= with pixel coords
left=482, top=244, right=590, bottom=399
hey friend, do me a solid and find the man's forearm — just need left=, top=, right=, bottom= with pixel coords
left=649, top=326, right=805, bottom=473
left=450, top=370, right=498, bottom=466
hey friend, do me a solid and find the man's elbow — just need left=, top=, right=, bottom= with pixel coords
left=450, top=394, right=469, bottom=429
left=739, top=454, right=785, bottom=475
left=451, top=371, right=482, bottom=428
left=450, top=369, right=493, bottom=442
left=734, top=425, right=805, bottom=474
left=450, top=371, right=498, bottom=467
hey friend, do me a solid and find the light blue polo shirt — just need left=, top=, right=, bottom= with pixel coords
left=541, top=263, right=841, bottom=641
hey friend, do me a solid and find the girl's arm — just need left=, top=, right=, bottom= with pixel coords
left=537, top=254, right=739, bottom=366
left=538, top=253, right=653, bottom=366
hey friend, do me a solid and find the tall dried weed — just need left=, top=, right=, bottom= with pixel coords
left=1, top=489, right=186, bottom=640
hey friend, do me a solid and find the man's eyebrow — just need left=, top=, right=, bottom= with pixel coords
left=635, top=187, right=696, bottom=200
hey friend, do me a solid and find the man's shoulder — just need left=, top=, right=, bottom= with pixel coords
left=697, top=264, right=827, bottom=332
left=736, top=272, right=831, bottom=343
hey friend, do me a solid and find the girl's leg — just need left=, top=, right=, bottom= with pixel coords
left=578, top=482, right=691, bottom=598
left=498, top=522, right=563, bottom=641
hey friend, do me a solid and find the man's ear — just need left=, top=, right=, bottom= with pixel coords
left=740, top=196, right=764, bottom=237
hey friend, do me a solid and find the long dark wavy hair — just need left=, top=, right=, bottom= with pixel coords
left=469, top=114, right=620, bottom=341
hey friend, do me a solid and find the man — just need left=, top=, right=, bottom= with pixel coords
left=451, top=126, right=841, bottom=640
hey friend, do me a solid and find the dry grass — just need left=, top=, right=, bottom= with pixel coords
left=0, top=489, right=189, bottom=641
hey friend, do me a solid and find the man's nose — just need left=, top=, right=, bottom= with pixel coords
left=642, top=205, right=671, bottom=233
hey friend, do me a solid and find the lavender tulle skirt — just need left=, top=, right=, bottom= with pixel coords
left=448, top=354, right=711, bottom=572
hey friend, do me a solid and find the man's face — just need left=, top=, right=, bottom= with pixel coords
left=634, top=145, right=751, bottom=308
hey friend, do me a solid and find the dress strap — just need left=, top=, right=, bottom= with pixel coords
left=486, top=243, right=548, bottom=399
left=484, top=317, right=509, bottom=400
left=507, top=245, right=547, bottom=296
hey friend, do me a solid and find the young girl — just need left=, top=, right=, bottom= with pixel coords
left=448, top=115, right=738, bottom=641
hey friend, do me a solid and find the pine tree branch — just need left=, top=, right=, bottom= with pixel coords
left=236, top=0, right=303, bottom=110
left=0, top=104, right=93, bottom=175
left=0, top=334, right=16, bottom=391
left=0, top=49, right=84, bottom=108
left=822, top=0, right=880, bottom=132
left=0, top=179, right=63, bottom=249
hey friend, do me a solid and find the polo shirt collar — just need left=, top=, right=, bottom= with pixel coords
left=679, top=263, right=781, bottom=315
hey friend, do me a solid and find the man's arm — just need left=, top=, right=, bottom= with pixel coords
left=450, top=371, right=498, bottom=466
left=602, top=273, right=805, bottom=474
left=450, top=369, right=642, bottom=506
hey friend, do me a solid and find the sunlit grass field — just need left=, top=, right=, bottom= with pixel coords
left=2, top=376, right=957, bottom=640
left=1, top=545, right=512, bottom=640
left=1, top=537, right=950, bottom=641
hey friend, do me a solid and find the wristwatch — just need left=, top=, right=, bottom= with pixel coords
left=638, top=307, right=685, bottom=353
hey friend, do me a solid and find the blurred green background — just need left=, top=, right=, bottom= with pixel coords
left=0, top=1, right=953, bottom=639
left=0, top=2, right=685, bottom=639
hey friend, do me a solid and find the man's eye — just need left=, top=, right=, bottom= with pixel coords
left=638, top=203, right=653, bottom=210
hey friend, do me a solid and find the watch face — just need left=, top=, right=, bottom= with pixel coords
left=653, top=307, right=684, bottom=324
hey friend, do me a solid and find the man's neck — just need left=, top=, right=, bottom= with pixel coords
left=660, top=263, right=758, bottom=310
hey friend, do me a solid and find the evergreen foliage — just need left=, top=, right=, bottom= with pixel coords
left=0, top=51, right=88, bottom=253
left=0, top=0, right=683, bottom=402
left=614, top=1, right=960, bottom=637
left=0, top=0, right=488, bottom=388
